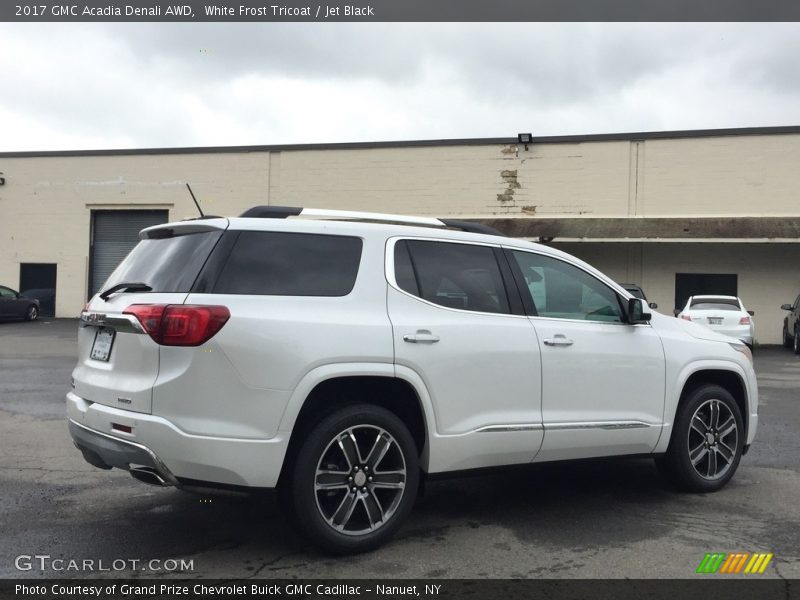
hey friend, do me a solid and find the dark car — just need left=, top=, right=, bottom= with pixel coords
left=781, top=293, right=800, bottom=354
left=0, top=285, right=40, bottom=321
left=619, top=283, right=658, bottom=309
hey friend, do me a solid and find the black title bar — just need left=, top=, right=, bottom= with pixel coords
left=3, top=0, right=800, bottom=22
left=1, top=579, right=798, bottom=600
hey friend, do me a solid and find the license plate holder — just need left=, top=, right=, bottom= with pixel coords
left=90, top=327, right=116, bottom=362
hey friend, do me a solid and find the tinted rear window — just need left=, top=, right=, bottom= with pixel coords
left=395, top=239, right=510, bottom=314
left=690, top=302, right=740, bottom=311
left=101, top=231, right=222, bottom=294
left=690, top=298, right=740, bottom=311
left=213, top=231, right=362, bottom=296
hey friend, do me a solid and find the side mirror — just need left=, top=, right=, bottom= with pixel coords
left=781, top=304, right=793, bottom=311
left=747, top=310, right=754, bottom=316
left=648, top=302, right=658, bottom=309
left=628, top=297, right=651, bottom=324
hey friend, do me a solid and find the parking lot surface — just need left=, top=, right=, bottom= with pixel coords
left=1, top=319, right=798, bottom=579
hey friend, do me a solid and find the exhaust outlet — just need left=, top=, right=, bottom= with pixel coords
left=130, top=466, right=169, bottom=486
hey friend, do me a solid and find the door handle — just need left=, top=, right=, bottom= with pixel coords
left=403, top=330, right=440, bottom=344
left=543, top=335, right=573, bottom=347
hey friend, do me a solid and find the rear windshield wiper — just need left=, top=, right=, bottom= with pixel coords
left=99, top=282, right=153, bottom=301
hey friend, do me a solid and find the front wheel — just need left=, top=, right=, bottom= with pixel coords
left=783, top=323, right=792, bottom=348
left=288, top=404, right=419, bottom=554
left=25, top=305, right=38, bottom=321
left=656, top=384, right=743, bottom=493
left=795, top=330, right=800, bottom=355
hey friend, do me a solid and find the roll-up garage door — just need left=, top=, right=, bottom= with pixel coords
left=89, top=210, right=169, bottom=297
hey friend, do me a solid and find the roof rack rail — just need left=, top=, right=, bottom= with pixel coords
left=439, top=219, right=505, bottom=237
left=237, top=206, right=506, bottom=237
left=239, top=206, right=302, bottom=218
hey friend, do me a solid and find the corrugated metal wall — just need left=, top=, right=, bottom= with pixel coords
left=89, top=210, right=168, bottom=296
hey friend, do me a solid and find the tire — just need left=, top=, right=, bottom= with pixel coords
left=287, top=404, right=419, bottom=554
left=794, top=330, right=800, bottom=355
left=25, top=305, right=38, bottom=321
left=656, top=384, right=743, bottom=493
left=783, top=322, right=792, bottom=349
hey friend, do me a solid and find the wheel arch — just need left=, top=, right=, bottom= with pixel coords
left=660, top=365, right=749, bottom=453
left=277, top=364, right=435, bottom=487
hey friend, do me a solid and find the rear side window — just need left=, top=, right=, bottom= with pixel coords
left=213, top=231, right=362, bottom=296
left=394, top=240, right=510, bottom=315
left=102, top=231, right=222, bottom=294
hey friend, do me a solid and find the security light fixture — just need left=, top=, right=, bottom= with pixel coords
left=517, top=133, right=533, bottom=151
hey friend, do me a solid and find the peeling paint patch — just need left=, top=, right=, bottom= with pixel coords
left=497, top=169, right=521, bottom=204
left=501, top=145, right=518, bottom=155
left=521, top=205, right=537, bottom=214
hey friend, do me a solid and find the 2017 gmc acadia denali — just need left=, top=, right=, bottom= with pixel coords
left=68, top=207, right=758, bottom=553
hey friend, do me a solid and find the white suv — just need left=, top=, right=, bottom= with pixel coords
left=68, top=207, right=758, bottom=553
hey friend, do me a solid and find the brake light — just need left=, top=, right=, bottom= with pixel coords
left=739, top=315, right=751, bottom=325
left=123, top=304, right=230, bottom=346
left=680, top=314, right=692, bottom=321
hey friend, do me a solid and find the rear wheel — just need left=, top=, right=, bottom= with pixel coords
left=288, top=404, right=419, bottom=554
left=25, top=305, right=38, bottom=321
left=656, top=384, right=743, bottom=492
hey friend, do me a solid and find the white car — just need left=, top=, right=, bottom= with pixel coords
left=68, top=207, right=758, bottom=553
left=678, top=295, right=755, bottom=348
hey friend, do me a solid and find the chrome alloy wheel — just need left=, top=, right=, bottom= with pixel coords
left=687, top=398, right=739, bottom=480
left=314, top=425, right=407, bottom=536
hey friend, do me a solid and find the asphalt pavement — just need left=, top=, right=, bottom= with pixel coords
left=1, top=318, right=798, bottom=579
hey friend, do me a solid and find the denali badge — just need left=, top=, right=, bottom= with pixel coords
left=116, top=397, right=132, bottom=405
left=83, top=313, right=106, bottom=325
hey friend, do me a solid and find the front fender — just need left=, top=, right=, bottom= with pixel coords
left=654, top=359, right=755, bottom=454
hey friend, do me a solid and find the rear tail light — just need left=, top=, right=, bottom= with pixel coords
left=739, top=315, right=751, bottom=325
left=680, top=314, right=692, bottom=321
left=123, top=304, right=230, bottom=346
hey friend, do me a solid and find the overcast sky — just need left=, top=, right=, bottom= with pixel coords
left=1, top=23, right=799, bottom=151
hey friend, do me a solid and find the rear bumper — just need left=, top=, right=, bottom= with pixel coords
left=67, top=391, right=288, bottom=488
left=69, top=419, right=178, bottom=486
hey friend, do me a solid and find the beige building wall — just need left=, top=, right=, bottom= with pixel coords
left=1, top=128, right=799, bottom=321
left=0, top=152, right=269, bottom=317
left=639, top=136, right=800, bottom=217
left=554, top=242, right=800, bottom=344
